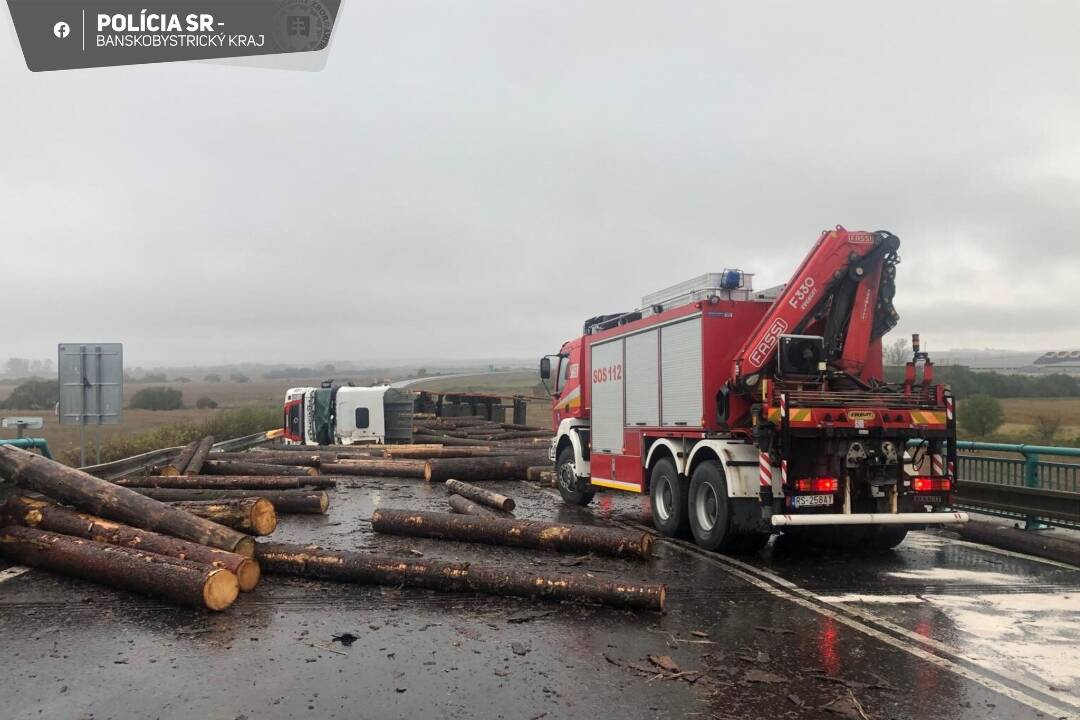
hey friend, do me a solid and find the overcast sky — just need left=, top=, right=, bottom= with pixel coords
left=3, top=2, right=1079, bottom=366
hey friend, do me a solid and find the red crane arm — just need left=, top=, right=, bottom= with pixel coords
left=732, top=226, right=900, bottom=384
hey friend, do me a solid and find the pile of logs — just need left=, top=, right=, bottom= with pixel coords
left=0, top=445, right=255, bottom=610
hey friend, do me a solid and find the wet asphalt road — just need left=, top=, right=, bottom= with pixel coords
left=0, top=476, right=1078, bottom=720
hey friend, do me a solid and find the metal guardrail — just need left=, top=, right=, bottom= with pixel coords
left=78, top=430, right=275, bottom=481
left=951, top=441, right=1080, bottom=530
left=0, top=438, right=53, bottom=460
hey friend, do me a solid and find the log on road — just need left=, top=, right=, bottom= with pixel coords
left=322, top=460, right=426, bottom=479
left=526, top=466, right=555, bottom=485
left=412, top=433, right=499, bottom=447
left=184, top=435, right=215, bottom=476
left=0, top=525, right=239, bottom=610
left=444, top=479, right=516, bottom=511
left=424, top=456, right=540, bottom=482
left=169, top=498, right=278, bottom=536
left=371, top=509, right=652, bottom=559
left=1, top=495, right=260, bottom=591
left=448, top=494, right=498, bottom=517
left=160, top=440, right=200, bottom=477
left=113, top=476, right=309, bottom=490
left=208, top=452, right=332, bottom=468
left=256, top=541, right=664, bottom=611
left=383, top=447, right=494, bottom=460
left=202, top=460, right=318, bottom=477
left=129, top=487, right=330, bottom=514
left=0, top=445, right=254, bottom=557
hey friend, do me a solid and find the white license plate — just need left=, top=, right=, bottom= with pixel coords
left=791, top=494, right=834, bottom=508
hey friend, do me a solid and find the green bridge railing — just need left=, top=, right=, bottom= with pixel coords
left=0, top=438, right=53, bottom=459
left=952, top=441, right=1080, bottom=529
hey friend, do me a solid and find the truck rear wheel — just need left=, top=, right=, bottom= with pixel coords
left=688, top=460, right=737, bottom=552
left=649, top=458, right=690, bottom=538
left=556, top=446, right=594, bottom=506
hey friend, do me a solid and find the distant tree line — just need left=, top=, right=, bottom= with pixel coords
left=885, top=365, right=1080, bottom=398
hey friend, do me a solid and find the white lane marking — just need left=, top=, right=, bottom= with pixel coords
left=657, top=530, right=1080, bottom=715
left=646, top=531, right=1080, bottom=718
left=0, top=566, right=31, bottom=583
left=530, top=482, right=1080, bottom=716
left=944, top=535, right=1080, bottom=571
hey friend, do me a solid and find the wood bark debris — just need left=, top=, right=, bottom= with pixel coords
left=370, top=509, right=653, bottom=560
left=0, top=445, right=254, bottom=557
left=169, top=498, right=278, bottom=536
left=1, top=495, right=260, bottom=591
left=0, top=525, right=239, bottom=610
left=444, top=479, right=516, bottom=511
left=255, top=541, right=665, bottom=611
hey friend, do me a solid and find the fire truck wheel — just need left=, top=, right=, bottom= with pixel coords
left=556, top=446, right=594, bottom=506
left=649, top=458, right=690, bottom=538
left=688, top=460, right=734, bottom=551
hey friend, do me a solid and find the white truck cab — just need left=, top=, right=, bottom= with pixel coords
left=283, top=384, right=414, bottom=446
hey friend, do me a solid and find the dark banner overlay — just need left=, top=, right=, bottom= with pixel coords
left=7, top=0, right=341, bottom=70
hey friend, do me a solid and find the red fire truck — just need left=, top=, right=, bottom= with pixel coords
left=540, top=227, right=966, bottom=552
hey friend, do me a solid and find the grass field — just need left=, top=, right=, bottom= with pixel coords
left=0, top=373, right=554, bottom=461
left=995, top=397, right=1080, bottom=442
left=0, top=379, right=290, bottom=462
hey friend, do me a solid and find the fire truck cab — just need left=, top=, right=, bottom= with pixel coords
left=542, top=228, right=966, bottom=553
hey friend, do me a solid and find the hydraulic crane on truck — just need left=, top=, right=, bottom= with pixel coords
left=541, top=227, right=965, bottom=552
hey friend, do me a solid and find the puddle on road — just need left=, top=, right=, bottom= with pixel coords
left=885, top=568, right=1023, bottom=585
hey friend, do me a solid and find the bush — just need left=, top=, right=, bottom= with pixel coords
left=195, top=396, right=218, bottom=409
left=0, top=379, right=58, bottom=410
left=174, top=376, right=191, bottom=383
left=130, top=386, right=183, bottom=411
left=57, top=406, right=282, bottom=466
left=230, top=373, right=250, bottom=383
left=959, top=395, right=1004, bottom=437
left=1032, top=415, right=1061, bottom=443
left=139, top=372, right=168, bottom=383
left=204, top=373, right=222, bottom=383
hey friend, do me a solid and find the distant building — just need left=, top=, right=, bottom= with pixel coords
left=1032, top=350, right=1080, bottom=375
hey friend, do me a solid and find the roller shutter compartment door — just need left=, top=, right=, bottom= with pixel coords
left=624, top=329, right=659, bottom=427
left=590, top=339, right=625, bottom=453
left=660, top=318, right=703, bottom=427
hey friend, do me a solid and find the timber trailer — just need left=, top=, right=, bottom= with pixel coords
left=540, top=227, right=967, bottom=552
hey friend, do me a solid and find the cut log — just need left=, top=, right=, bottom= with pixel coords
left=169, top=498, right=278, bottom=536
left=161, top=440, right=200, bottom=476
left=129, top=487, right=330, bottom=514
left=383, top=447, right=494, bottom=460
left=202, top=460, right=318, bottom=477
left=0, top=445, right=254, bottom=557
left=256, top=541, right=664, bottom=610
left=412, top=433, right=499, bottom=447
left=526, top=466, right=555, bottom=485
left=208, top=452, right=332, bottom=467
left=114, top=476, right=306, bottom=490
left=371, top=509, right=652, bottom=559
left=447, top=494, right=498, bottom=517
left=444, top=479, right=516, bottom=511
left=0, top=525, right=239, bottom=610
left=1, top=495, right=260, bottom=591
left=183, top=435, right=215, bottom=476
left=424, top=456, right=540, bottom=482
left=322, top=460, right=426, bottom=478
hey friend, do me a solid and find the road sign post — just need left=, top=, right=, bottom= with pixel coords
left=58, top=343, right=123, bottom=466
